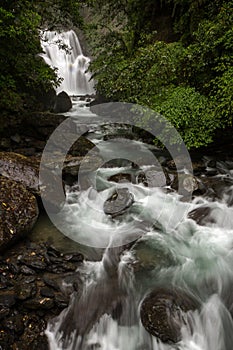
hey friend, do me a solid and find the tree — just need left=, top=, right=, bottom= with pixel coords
left=0, top=0, right=83, bottom=114
left=0, top=1, right=59, bottom=113
left=87, top=0, right=233, bottom=148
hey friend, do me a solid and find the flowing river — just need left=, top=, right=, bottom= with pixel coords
left=40, top=31, right=233, bottom=350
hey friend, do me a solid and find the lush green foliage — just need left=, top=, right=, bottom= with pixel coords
left=0, top=1, right=56, bottom=112
left=1, top=0, right=232, bottom=149
left=86, top=0, right=233, bottom=148
left=0, top=0, right=82, bottom=114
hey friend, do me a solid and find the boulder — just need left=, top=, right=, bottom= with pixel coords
left=0, top=152, right=39, bottom=194
left=137, top=168, right=171, bottom=187
left=188, top=206, right=214, bottom=226
left=103, top=188, right=134, bottom=218
left=171, top=173, right=206, bottom=196
left=53, top=91, right=72, bottom=113
left=131, top=238, right=175, bottom=272
left=140, top=287, right=199, bottom=343
left=0, top=177, right=39, bottom=251
left=0, top=152, right=65, bottom=212
left=62, top=154, right=103, bottom=186
left=108, top=172, right=132, bottom=184
left=48, top=133, right=98, bottom=157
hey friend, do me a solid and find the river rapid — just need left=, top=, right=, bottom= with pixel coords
left=41, top=98, right=233, bottom=350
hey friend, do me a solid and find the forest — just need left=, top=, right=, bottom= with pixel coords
left=1, top=2, right=233, bottom=349
left=0, top=0, right=232, bottom=148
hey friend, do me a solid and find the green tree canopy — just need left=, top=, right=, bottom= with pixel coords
left=86, top=0, right=233, bottom=148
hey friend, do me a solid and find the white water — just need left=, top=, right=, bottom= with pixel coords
left=46, top=158, right=233, bottom=349
left=41, top=61, right=233, bottom=348
left=40, top=30, right=95, bottom=96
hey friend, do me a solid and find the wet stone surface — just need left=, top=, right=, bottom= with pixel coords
left=140, top=287, right=199, bottom=344
left=136, top=168, right=171, bottom=188
left=104, top=187, right=134, bottom=218
left=0, top=152, right=39, bottom=194
left=0, top=240, right=84, bottom=350
left=0, top=176, right=39, bottom=252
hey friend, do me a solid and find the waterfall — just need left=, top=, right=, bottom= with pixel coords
left=40, top=30, right=95, bottom=96
left=45, top=176, right=233, bottom=349
left=41, top=95, right=233, bottom=348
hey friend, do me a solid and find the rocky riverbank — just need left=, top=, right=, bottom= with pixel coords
left=1, top=107, right=233, bottom=349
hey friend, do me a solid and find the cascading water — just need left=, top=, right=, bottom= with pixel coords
left=40, top=37, right=233, bottom=349
left=44, top=115, right=233, bottom=350
left=40, top=30, right=95, bottom=96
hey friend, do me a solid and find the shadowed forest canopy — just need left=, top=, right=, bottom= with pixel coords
left=0, top=0, right=232, bottom=148
left=0, top=0, right=82, bottom=113
left=86, top=0, right=233, bottom=148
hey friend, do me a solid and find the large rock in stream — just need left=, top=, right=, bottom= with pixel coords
left=140, top=287, right=199, bottom=343
left=0, top=152, right=39, bottom=194
left=53, top=91, right=72, bottom=113
left=0, top=239, right=84, bottom=350
left=0, top=152, right=66, bottom=212
left=171, top=173, right=206, bottom=197
left=103, top=188, right=134, bottom=218
left=0, top=177, right=39, bottom=251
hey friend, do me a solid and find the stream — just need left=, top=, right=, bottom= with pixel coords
left=40, top=31, right=233, bottom=350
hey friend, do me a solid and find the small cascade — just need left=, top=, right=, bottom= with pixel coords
left=40, top=30, right=95, bottom=96
left=41, top=101, right=233, bottom=349
left=45, top=175, right=233, bottom=349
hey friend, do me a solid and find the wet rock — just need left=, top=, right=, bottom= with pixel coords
left=205, top=159, right=217, bottom=169
left=0, top=152, right=39, bottom=193
left=190, top=160, right=206, bottom=175
left=166, top=157, right=186, bottom=170
left=0, top=177, right=39, bottom=252
left=108, top=173, right=132, bottom=183
left=0, top=138, right=12, bottom=150
left=131, top=238, right=175, bottom=272
left=14, top=314, right=48, bottom=350
left=0, top=239, right=83, bottom=349
left=40, top=287, right=55, bottom=298
left=0, top=290, right=16, bottom=308
left=0, top=307, right=10, bottom=320
left=28, top=335, right=49, bottom=350
left=137, top=168, right=171, bottom=187
left=63, top=253, right=84, bottom=263
left=11, top=134, right=21, bottom=144
left=171, top=174, right=206, bottom=196
left=140, top=288, right=199, bottom=343
left=42, top=273, right=62, bottom=291
left=103, top=132, right=135, bottom=141
left=62, top=154, right=103, bottom=186
left=20, top=265, right=36, bottom=275
left=14, top=147, right=37, bottom=157
left=18, top=252, right=47, bottom=271
left=23, top=297, right=54, bottom=310
left=70, top=137, right=98, bottom=157
left=201, top=176, right=233, bottom=202
left=104, top=188, right=134, bottom=218
left=53, top=91, right=72, bottom=113
left=188, top=206, right=214, bottom=226
left=23, top=276, right=36, bottom=284
left=15, top=283, right=35, bottom=301
left=54, top=292, right=70, bottom=308
left=39, top=168, right=66, bottom=213
left=3, top=314, right=25, bottom=335
left=0, top=328, right=15, bottom=348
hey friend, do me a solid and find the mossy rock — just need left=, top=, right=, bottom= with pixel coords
left=0, top=177, right=39, bottom=252
left=140, top=287, right=199, bottom=343
left=0, top=152, right=39, bottom=194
